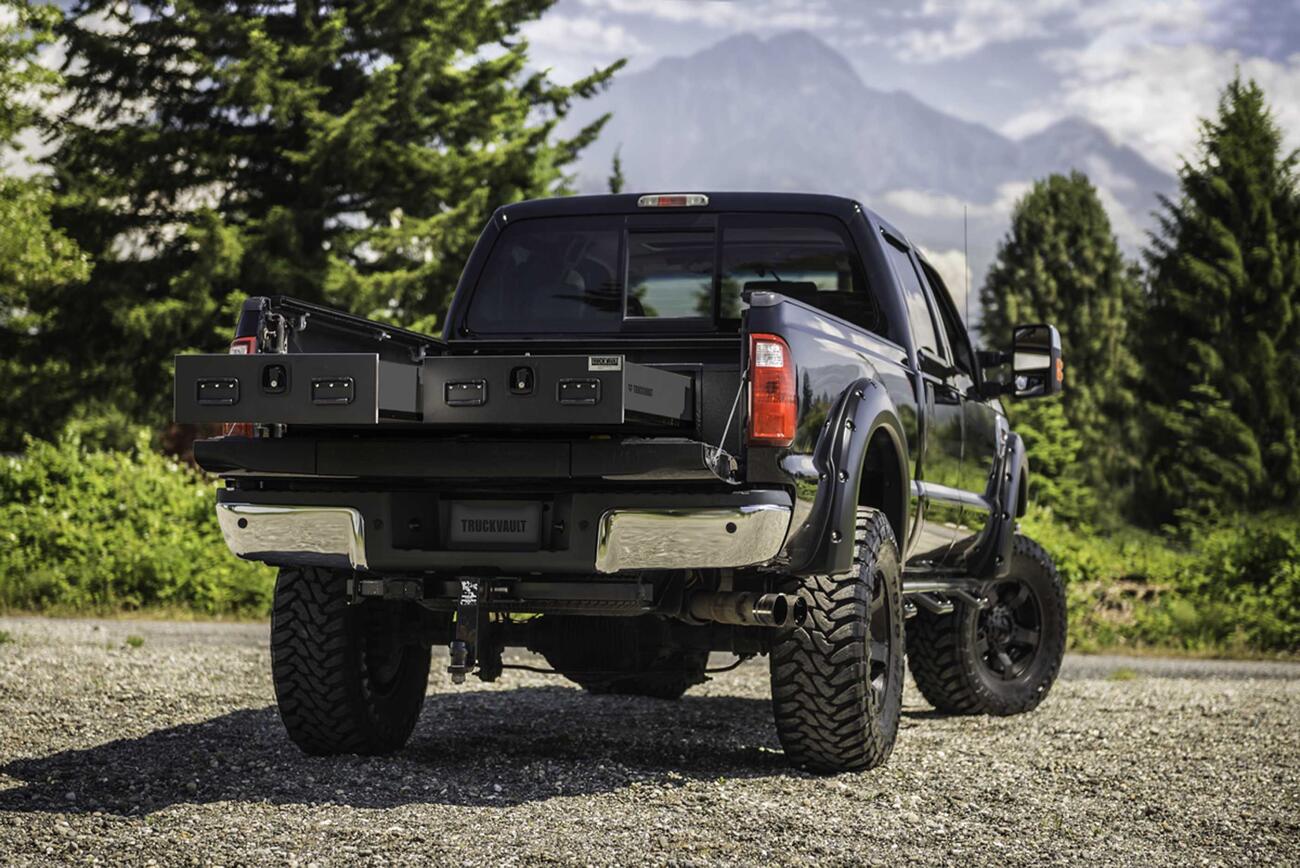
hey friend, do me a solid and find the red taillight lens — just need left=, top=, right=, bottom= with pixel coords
left=229, top=336, right=257, bottom=355
left=224, top=337, right=257, bottom=437
left=747, top=333, right=796, bottom=447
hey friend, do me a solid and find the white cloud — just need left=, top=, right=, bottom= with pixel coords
left=521, top=13, right=650, bottom=81
left=887, top=0, right=1227, bottom=67
left=995, top=0, right=1300, bottom=172
left=524, top=14, right=648, bottom=56
left=575, top=0, right=837, bottom=30
left=917, top=246, right=976, bottom=323
left=1069, top=0, right=1221, bottom=37
left=881, top=182, right=1031, bottom=221
left=888, top=0, right=1074, bottom=62
left=1045, top=41, right=1300, bottom=170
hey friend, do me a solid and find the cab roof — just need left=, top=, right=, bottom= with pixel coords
left=496, top=191, right=888, bottom=229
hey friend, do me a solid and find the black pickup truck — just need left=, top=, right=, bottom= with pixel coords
left=175, top=192, right=1067, bottom=773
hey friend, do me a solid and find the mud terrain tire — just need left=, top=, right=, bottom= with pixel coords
left=271, top=567, right=431, bottom=755
left=768, top=508, right=905, bottom=773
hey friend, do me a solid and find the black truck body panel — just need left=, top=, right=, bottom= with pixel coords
left=195, top=436, right=730, bottom=482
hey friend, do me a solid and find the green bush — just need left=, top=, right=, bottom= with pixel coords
left=0, top=434, right=273, bottom=615
left=1022, top=508, right=1300, bottom=656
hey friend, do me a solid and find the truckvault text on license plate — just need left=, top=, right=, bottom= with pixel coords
left=447, top=501, right=542, bottom=548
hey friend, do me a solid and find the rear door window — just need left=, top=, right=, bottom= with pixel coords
left=883, top=237, right=941, bottom=355
left=921, top=261, right=976, bottom=377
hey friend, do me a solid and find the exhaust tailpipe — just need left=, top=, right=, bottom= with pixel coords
left=686, top=591, right=808, bottom=628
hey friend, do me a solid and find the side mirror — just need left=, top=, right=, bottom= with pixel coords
left=1011, top=323, right=1063, bottom=398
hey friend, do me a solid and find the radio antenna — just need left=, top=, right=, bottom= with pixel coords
left=964, top=204, right=971, bottom=328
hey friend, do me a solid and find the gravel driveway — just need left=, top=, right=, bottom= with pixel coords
left=0, top=617, right=1296, bottom=866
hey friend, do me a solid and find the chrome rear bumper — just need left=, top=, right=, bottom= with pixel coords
left=216, top=500, right=792, bottom=574
left=593, top=504, right=791, bottom=573
left=216, top=503, right=368, bottom=570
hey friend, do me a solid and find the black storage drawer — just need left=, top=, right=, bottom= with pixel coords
left=420, top=355, right=692, bottom=427
left=174, top=352, right=691, bottom=428
left=174, top=353, right=419, bottom=424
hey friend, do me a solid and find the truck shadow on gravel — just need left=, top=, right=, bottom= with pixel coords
left=0, top=687, right=804, bottom=814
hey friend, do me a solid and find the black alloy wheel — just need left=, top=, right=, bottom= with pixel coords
left=975, top=578, right=1043, bottom=681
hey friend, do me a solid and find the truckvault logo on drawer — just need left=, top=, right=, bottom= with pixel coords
left=447, top=501, right=543, bottom=547
left=587, top=355, right=623, bottom=371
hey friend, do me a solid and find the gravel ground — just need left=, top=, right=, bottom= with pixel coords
left=0, top=617, right=1296, bottom=866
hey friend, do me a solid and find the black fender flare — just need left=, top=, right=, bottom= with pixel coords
left=970, top=431, right=1029, bottom=580
left=783, top=378, right=910, bottom=576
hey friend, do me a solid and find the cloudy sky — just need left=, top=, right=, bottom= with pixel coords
left=524, top=0, right=1300, bottom=172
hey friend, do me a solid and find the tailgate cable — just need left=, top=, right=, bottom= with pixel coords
left=707, top=371, right=747, bottom=483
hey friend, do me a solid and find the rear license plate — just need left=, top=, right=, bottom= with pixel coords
left=447, top=501, right=542, bottom=549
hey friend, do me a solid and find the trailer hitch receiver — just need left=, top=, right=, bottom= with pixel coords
left=448, top=578, right=488, bottom=684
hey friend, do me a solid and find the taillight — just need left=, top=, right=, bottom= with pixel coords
left=224, top=337, right=257, bottom=437
left=747, top=333, right=796, bottom=447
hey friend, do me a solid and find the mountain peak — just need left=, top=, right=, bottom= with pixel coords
left=670, top=29, right=861, bottom=85
left=768, top=29, right=860, bottom=75
left=1023, top=116, right=1116, bottom=147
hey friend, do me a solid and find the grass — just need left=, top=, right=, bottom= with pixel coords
left=0, top=629, right=12, bottom=644
left=1106, top=667, right=1140, bottom=681
left=124, top=634, right=144, bottom=649
left=0, top=605, right=267, bottom=624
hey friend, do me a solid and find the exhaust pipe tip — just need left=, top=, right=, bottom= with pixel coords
left=684, top=591, right=809, bottom=628
left=788, top=595, right=808, bottom=627
left=754, top=593, right=807, bottom=628
left=752, top=593, right=787, bottom=628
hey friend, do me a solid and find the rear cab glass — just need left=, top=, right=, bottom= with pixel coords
left=464, top=213, right=890, bottom=339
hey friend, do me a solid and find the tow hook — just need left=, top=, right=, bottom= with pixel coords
left=448, top=578, right=486, bottom=684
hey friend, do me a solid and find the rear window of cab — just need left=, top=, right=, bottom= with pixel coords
left=463, top=213, right=889, bottom=339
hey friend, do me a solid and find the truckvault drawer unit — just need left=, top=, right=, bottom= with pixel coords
left=174, top=353, right=693, bottom=428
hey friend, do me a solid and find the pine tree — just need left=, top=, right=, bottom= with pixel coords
left=1140, top=75, right=1300, bottom=523
left=608, top=146, right=625, bottom=194
left=1012, top=398, right=1094, bottom=524
left=0, top=0, right=58, bottom=145
left=981, top=171, right=1143, bottom=504
left=30, top=0, right=622, bottom=438
left=0, top=1, right=92, bottom=450
left=1142, top=384, right=1264, bottom=527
